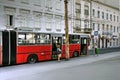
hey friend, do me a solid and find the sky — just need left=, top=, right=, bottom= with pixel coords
left=98, top=0, right=119, bottom=8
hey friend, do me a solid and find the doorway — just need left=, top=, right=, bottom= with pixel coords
left=81, top=38, right=88, bottom=55
left=52, top=35, right=62, bottom=59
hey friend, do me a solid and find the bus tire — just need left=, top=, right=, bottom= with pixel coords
left=73, top=51, right=79, bottom=57
left=27, top=54, right=38, bottom=64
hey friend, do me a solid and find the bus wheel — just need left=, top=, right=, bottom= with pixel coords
left=73, top=51, right=79, bottom=57
left=27, top=55, right=38, bottom=64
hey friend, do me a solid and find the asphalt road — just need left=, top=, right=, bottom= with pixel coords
left=0, top=52, right=120, bottom=80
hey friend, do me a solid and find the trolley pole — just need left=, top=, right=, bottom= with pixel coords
left=64, top=0, right=69, bottom=60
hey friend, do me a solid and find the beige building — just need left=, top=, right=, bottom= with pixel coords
left=73, top=0, right=92, bottom=34
left=90, top=0, right=119, bottom=49
left=0, top=0, right=92, bottom=34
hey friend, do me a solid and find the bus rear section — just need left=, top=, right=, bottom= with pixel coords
left=0, top=30, right=16, bottom=66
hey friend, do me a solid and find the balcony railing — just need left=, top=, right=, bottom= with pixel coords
left=73, top=27, right=92, bottom=33
left=73, top=27, right=82, bottom=33
left=102, top=31, right=112, bottom=35
left=84, top=28, right=92, bottom=33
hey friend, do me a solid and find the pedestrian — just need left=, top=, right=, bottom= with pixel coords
left=56, top=44, right=62, bottom=61
left=94, top=43, right=98, bottom=56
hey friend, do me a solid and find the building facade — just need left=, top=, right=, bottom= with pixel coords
left=0, top=0, right=75, bottom=34
left=0, top=0, right=92, bottom=34
left=90, top=1, right=119, bottom=49
left=73, top=0, right=91, bottom=34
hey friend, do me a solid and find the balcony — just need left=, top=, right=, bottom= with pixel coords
left=84, top=28, right=92, bottom=33
left=73, top=27, right=92, bottom=33
left=102, top=31, right=112, bottom=36
left=73, top=27, right=82, bottom=33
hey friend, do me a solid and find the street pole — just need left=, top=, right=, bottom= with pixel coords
left=64, top=0, right=69, bottom=60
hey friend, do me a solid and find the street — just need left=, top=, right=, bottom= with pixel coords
left=0, top=52, right=120, bottom=80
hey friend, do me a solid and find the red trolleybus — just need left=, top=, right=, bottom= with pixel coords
left=0, top=29, right=90, bottom=66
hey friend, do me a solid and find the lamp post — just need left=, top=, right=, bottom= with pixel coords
left=64, top=0, right=69, bottom=60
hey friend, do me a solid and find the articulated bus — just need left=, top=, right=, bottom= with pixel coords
left=0, top=30, right=90, bottom=66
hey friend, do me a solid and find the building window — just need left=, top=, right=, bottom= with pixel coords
left=21, top=0, right=29, bottom=4
left=84, top=5, right=89, bottom=15
left=19, top=9, right=30, bottom=27
left=102, top=24, right=104, bottom=31
left=8, top=0, right=15, bottom=2
left=93, top=23, right=95, bottom=30
left=106, top=13, right=108, bottom=20
left=92, top=9, right=95, bottom=17
left=45, top=14, right=52, bottom=30
left=97, top=11, right=100, bottom=18
left=75, top=3, right=81, bottom=13
left=117, top=16, right=119, bottom=22
left=102, top=12, right=104, bottom=19
left=110, top=25, right=112, bottom=31
left=110, top=42, right=112, bottom=46
left=55, top=15, right=62, bottom=30
left=114, top=26, right=115, bottom=32
left=4, top=7, right=16, bottom=28
left=75, top=3, right=81, bottom=19
left=84, top=21, right=88, bottom=28
left=56, top=1, right=61, bottom=10
left=117, top=26, right=119, bottom=32
left=110, top=14, right=112, bottom=21
left=75, top=19, right=81, bottom=28
left=33, top=12, right=42, bottom=29
left=98, top=24, right=100, bottom=31
left=56, top=0, right=62, bottom=11
left=117, top=39, right=118, bottom=46
left=106, top=25, right=109, bottom=32
left=45, top=0, right=52, bottom=10
left=114, top=15, right=116, bottom=21
left=33, top=0, right=42, bottom=7
left=6, top=15, right=14, bottom=26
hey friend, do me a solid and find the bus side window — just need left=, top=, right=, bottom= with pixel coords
left=45, top=34, right=51, bottom=44
left=18, top=33, right=35, bottom=45
left=26, top=33, right=35, bottom=44
left=35, top=34, right=51, bottom=45
left=18, top=33, right=26, bottom=45
left=69, top=35, right=79, bottom=44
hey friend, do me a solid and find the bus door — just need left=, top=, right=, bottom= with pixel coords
left=81, top=37, right=88, bottom=55
left=52, top=35, right=62, bottom=59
